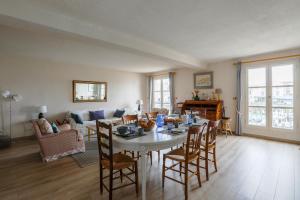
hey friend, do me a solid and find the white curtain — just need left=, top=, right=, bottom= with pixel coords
left=235, top=62, right=242, bottom=135
left=169, top=72, right=175, bottom=114
left=147, top=76, right=153, bottom=112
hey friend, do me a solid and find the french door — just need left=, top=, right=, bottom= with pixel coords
left=245, top=61, right=295, bottom=134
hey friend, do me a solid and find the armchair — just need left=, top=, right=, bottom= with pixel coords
left=32, top=121, right=85, bottom=162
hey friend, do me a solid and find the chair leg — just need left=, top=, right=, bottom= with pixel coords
left=135, top=161, right=139, bottom=195
left=99, top=163, right=103, bottom=194
left=184, top=162, right=188, bottom=200
left=162, top=155, right=166, bottom=188
left=205, top=149, right=209, bottom=181
left=213, top=147, right=217, bottom=172
left=179, top=162, right=182, bottom=176
left=120, top=169, right=123, bottom=183
left=196, top=158, right=201, bottom=187
left=109, top=167, right=113, bottom=200
left=158, top=150, right=160, bottom=163
left=150, top=151, right=152, bottom=166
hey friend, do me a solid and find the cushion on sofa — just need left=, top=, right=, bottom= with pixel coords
left=37, top=118, right=54, bottom=134
left=113, top=109, right=125, bottom=118
left=51, top=122, right=60, bottom=133
left=71, top=113, right=84, bottom=124
left=89, top=110, right=105, bottom=121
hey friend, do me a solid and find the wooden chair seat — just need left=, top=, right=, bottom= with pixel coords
left=165, top=147, right=198, bottom=162
left=102, top=153, right=136, bottom=170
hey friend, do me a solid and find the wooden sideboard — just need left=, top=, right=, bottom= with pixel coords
left=181, top=100, right=223, bottom=121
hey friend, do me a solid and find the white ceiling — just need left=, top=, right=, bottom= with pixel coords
left=0, top=0, right=300, bottom=72
left=0, top=24, right=183, bottom=73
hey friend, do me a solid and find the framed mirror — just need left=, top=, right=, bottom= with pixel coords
left=73, top=80, right=107, bottom=103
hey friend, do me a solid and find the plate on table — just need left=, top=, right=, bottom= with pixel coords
left=171, top=128, right=186, bottom=134
left=114, top=131, right=131, bottom=137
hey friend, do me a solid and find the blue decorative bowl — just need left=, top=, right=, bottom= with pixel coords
left=117, top=126, right=128, bottom=135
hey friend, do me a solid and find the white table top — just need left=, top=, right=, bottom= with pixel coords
left=111, top=119, right=208, bottom=152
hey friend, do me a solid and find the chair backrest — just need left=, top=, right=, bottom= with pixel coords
left=152, top=108, right=169, bottom=115
left=145, top=112, right=158, bottom=120
left=96, top=121, right=113, bottom=164
left=185, top=123, right=207, bottom=157
left=122, top=114, right=138, bottom=125
left=203, top=120, right=219, bottom=146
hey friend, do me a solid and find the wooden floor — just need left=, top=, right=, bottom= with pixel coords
left=0, top=135, right=299, bottom=200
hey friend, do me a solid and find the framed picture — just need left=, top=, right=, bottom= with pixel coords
left=194, top=72, right=213, bottom=89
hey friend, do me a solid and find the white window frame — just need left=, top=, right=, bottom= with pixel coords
left=152, top=75, right=170, bottom=110
left=243, top=59, right=299, bottom=138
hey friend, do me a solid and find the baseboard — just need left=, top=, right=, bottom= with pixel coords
left=243, top=133, right=300, bottom=145
left=12, top=135, right=35, bottom=141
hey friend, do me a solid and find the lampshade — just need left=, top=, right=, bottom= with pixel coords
left=38, top=105, right=48, bottom=113
left=1, top=90, right=10, bottom=98
left=136, top=100, right=144, bottom=105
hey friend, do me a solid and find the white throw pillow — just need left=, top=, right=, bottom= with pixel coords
left=37, top=118, right=54, bottom=134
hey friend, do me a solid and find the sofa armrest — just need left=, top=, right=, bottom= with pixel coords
left=39, top=129, right=82, bottom=156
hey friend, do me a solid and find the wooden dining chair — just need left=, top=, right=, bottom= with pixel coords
left=145, top=111, right=159, bottom=121
left=122, top=114, right=153, bottom=164
left=162, top=124, right=207, bottom=200
left=200, top=120, right=219, bottom=181
left=122, top=114, right=139, bottom=125
left=96, top=120, right=139, bottom=200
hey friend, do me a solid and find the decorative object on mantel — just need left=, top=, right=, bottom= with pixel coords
left=0, top=90, right=23, bottom=146
left=73, top=80, right=107, bottom=103
left=192, top=89, right=200, bottom=100
left=194, top=72, right=213, bottom=89
left=215, top=88, right=223, bottom=100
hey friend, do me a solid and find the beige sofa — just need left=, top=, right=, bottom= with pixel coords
left=65, top=109, right=128, bottom=135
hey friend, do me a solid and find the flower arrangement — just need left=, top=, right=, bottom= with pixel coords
left=192, top=89, right=200, bottom=100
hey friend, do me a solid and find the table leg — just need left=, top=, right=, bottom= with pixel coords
left=140, top=151, right=147, bottom=200
left=88, top=128, right=90, bottom=142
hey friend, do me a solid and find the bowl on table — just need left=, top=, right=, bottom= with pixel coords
left=117, top=126, right=128, bottom=135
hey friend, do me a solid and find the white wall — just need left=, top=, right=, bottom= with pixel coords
left=174, top=48, right=300, bottom=142
left=174, top=61, right=237, bottom=129
left=0, top=55, right=146, bottom=138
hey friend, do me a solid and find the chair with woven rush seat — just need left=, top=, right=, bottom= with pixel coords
left=200, top=120, right=219, bottom=181
left=145, top=111, right=158, bottom=121
left=162, top=124, right=207, bottom=200
left=96, top=120, right=139, bottom=200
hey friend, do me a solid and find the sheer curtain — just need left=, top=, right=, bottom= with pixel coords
left=235, top=62, right=242, bottom=135
left=147, top=76, right=153, bottom=112
left=169, top=72, right=175, bottom=114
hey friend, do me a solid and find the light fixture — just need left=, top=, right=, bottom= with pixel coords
left=38, top=105, right=47, bottom=119
left=136, top=100, right=144, bottom=112
left=0, top=90, right=23, bottom=144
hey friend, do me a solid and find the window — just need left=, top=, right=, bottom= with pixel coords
left=152, top=77, right=170, bottom=110
left=247, top=67, right=267, bottom=126
left=271, top=65, right=294, bottom=129
left=246, top=62, right=295, bottom=131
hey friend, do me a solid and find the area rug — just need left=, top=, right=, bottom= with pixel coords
left=71, top=141, right=99, bottom=168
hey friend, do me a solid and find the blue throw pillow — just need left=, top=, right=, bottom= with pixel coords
left=71, top=113, right=83, bottom=124
left=113, top=109, right=125, bottom=118
left=51, top=122, right=60, bottom=133
left=89, top=110, right=105, bottom=121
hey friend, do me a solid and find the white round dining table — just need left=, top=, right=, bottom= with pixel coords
left=111, top=126, right=189, bottom=200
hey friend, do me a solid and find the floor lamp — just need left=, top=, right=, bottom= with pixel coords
left=1, top=90, right=22, bottom=143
